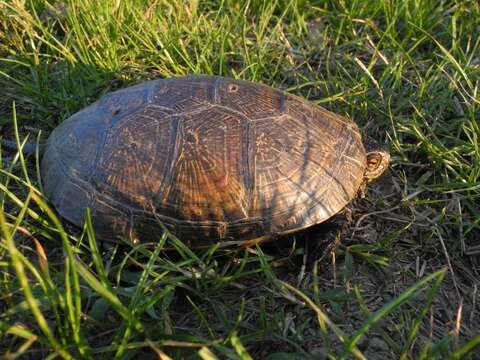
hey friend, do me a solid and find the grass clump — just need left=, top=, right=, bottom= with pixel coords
left=0, top=0, right=479, bottom=358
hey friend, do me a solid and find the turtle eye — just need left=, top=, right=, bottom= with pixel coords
left=365, top=151, right=390, bottom=181
left=367, top=154, right=381, bottom=170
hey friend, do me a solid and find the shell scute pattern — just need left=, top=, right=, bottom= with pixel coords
left=99, top=81, right=155, bottom=120
left=150, top=77, right=216, bottom=114
left=215, top=78, right=286, bottom=119
left=94, top=112, right=174, bottom=210
left=52, top=180, right=94, bottom=226
left=42, top=76, right=368, bottom=244
left=90, top=196, right=130, bottom=237
left=49, top=105, right=104, bottom=180
left=161, top=106, right=248, bottom=223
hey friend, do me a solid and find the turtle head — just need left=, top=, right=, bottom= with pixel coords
left=364, top=150, right=390, bottom=182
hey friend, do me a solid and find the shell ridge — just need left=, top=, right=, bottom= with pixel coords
left=155, top=115, right=183, bottom=206
left=244, top=119, right=256, bottom=220
left=211, top=104, right=253, bottom=123
left=211, top=76, right=220, bottom=103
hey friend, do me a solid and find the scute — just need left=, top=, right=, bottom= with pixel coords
left=247, top=95, right=365, bottom=237
left=215, top=77, right=286, bottom=119
left=159, top=106, right=249, bottom=224
left=42, top=75, right=367, bottom=244
left=150, top=76, right=217, bottom=113
left=93, top=111, right=176, bottom=209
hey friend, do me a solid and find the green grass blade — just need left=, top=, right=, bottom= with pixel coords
left=400, top=269, right=446, bottom=359
left=340, top=268, right=448, bottom=358
left=447, top=335, right=480, bottom=360
left=0, top=203, right=72, bottom=359
left=230, top=332, right=253, bottom=360
left=84, top=208, right=109, bottom=287
left=74, top=258, right=132, bottom=324
left=278, top=280, right=366, bottom=360
left=31, top=193, right=90, bottom=357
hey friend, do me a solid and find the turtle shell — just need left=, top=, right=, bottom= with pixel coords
left=41, top=75, right=367, bottom=245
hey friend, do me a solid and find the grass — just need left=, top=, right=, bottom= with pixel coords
left=0, top=0, right=479, bottom=358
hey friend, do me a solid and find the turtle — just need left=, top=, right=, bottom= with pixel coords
left=39, top=75, right=389, bottom=246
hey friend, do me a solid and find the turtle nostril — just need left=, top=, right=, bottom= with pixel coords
left=113, top=108, right=122, bottom=116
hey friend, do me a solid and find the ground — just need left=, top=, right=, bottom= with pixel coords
left=0, top=0, right=479, bottom=359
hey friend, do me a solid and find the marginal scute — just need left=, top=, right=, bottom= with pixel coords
left=90, top=197, right=130, bottom=238
left=52, top=180, right=94, bottom=226
left=42, top=75, right=368, bottom=245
